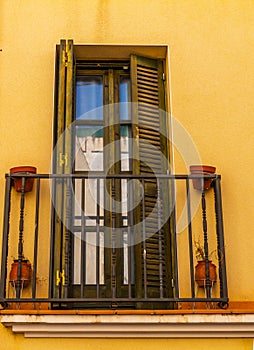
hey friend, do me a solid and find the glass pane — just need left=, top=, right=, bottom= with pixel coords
left=86, top=232, right=104, bottom=284
left=120, top=76, right=131, bottom=120
left=76, top=76, right=103, bottom=120
left=73, top=231, right=104, bottom=285
left=120, top=125, right=131, bottom=171
left=73, top=178, right=104, bottom=227
left=75, top=126, right=104, bottom=171
left=123, top=229, right=135, bottom=285
left=123, top=230, right=128, bottom=285
left=121, top=179, right=128, bottom=219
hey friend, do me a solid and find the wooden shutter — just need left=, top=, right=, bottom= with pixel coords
left=52, top=39, right=74, bottom=302
left=131, top=55, right=173, bottom=304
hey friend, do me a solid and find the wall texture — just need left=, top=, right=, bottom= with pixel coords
left=1, top=0, right=254, bottom=348
left=0, top=324, right=252, bottom=350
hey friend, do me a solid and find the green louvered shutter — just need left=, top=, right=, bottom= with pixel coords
left=52, top=39, right=74, bottom=303
left=131, top=55, right=173, bottom=307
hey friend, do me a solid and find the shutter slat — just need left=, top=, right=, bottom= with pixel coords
left=138, top=88, right=159, bottom=97
left=138, top=97, right=159, bottom=105
left=139, top=119, right=160, bottom=128
left=138, top=91, right=159, bottom=98
left=137, top=82, right=159, bottom=92
left=138, top=70, right=158, bottom=77
left=137, top=65, right=158, bottom=73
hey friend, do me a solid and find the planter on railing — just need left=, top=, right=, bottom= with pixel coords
left=195, top=260, right=217, bottom=287
left=9, top=259, right=32, bottom=288
left=10, top=166, right=37, bottom=192
left=189, top=165, right=216, bottom=190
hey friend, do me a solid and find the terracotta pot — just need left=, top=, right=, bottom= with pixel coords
left=9, top=259, right=32, bottom=288
left=195, top=260, right=217, bottom=287
left=189, top=165, right=216, bottom=190
left=10, top=166, right=37, bottom=192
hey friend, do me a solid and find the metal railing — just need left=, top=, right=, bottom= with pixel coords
left=0, top=172, right=228, bottom=309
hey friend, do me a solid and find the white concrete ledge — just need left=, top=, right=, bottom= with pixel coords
left=2, top=313, right=254, bottom=338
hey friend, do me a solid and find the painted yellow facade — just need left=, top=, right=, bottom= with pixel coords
left=0, top=327, right=251, bottom=350
left=1, top=0, right=254, bottom=348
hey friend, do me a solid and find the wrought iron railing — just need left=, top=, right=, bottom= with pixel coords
left=0, top=172, right=228, bottom=309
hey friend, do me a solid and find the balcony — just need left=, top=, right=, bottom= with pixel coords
left=0, top=172, right=228, bottom=310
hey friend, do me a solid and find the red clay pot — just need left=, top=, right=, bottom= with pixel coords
left=10, top=166, right=37, bottom=192
left=195, top=260, right=217, bottom=287
left=189, top=165, right=216, bottom=190
left=9, top=259, right=32, bottom=288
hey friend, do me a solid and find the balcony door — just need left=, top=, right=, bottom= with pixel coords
left=52, top=40, right=174, bottom=309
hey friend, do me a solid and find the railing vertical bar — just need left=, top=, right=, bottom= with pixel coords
left=0, top=175, right=12, bottom=304
left=112, top=178, right=116, bottom=299
left=59, top=176, right=64, bottom=301
left=127, top=225, right=132, bottom=298
left=64, top=177, right=72, bottom=299
left=32, top=178, right=40, bottom=299
left=16, top=177, right=26, bottom=299
left=96, top=178, right=100, bottom=298
left=214, top=176, right=228, bottom=302
left=49, top=178, right=56, bottom=299
left=128, top=179, right=133, bottom=298
left=186, top=178, right=195, bottom=298
left=141, top=178, right=147, bottom=299
left=80, top=179, right=85, bottom=297
left=156, top=179, right=163, bottom=298
left=201, top=190, right=211, bottom=298
left=171, top=177, right=179, bottom=299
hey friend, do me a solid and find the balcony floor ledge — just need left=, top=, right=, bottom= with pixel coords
left=2, top=310, right=254, bottom=338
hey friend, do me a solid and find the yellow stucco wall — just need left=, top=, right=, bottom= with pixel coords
left=0, top=323, right=252, bottom=350
left=1, top=0, right=254, bottom=347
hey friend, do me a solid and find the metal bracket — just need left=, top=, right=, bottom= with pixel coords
left=64, top=51, right=69, bottom=67
left=56, top=270, right=65, bottom=286
left=59, top=153, right=68, bottom=167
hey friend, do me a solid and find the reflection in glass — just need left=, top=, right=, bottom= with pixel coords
left=123, top=230, right=135, bottom=285
left=73, top=232, right=104, bottom=285
left=75, top=126, right=103, bottom=171
left=76, top=76, right=103, bottom=120
left=73, top=177, right=105, bottom=285
left=73, top=179, right=104, bottom=225
left=120, top=125, right=131, bottom=171
left=120, top=76, right=131, bottom=120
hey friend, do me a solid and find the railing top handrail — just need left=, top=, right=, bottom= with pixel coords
left=6, top=173, right=221, bottom=180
